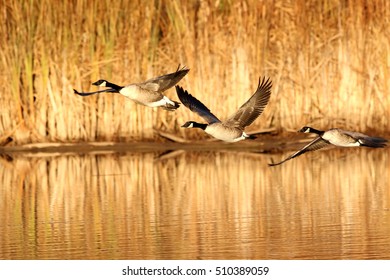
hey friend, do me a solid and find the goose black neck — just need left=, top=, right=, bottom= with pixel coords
left=309, top=127, right=325, bottom=135
left=105, top=81, right=123, bottom=92
left=192, top=122, right=208, bottom=130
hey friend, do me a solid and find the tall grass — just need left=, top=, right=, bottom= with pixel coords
left=1, top=0, right=389, bottom=144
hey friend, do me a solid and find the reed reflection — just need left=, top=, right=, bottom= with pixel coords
left=0, top=148, right=389, bottom=259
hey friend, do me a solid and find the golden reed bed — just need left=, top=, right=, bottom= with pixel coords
left=1, top=0, right=389, bottom=145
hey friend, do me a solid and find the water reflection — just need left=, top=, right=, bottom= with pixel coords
left=0, top=148, right=389, bottom=259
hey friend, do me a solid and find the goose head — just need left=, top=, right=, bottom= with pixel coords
left=182, top=121, right=195, bottom=128
left=299, top=126, right=312, bottom=133
left=92, top=80, right=108, bottom=87
left=181, top=121, right=207, bottom=130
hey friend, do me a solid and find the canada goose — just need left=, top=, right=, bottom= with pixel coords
left=175, top=77, right=272, bottom=142
left=73, top=65, right=189, bottom=111
left=269, top=127, right=388, bottom=166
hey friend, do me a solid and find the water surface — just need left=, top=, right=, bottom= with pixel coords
left=1, top=148, right=389, bottom=259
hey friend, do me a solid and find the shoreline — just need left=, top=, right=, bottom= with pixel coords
left=1, top=130, right=388, bottom=157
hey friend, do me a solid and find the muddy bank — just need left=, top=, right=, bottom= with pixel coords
left=0, top=137, right=311, bottom=157
left=1, top=129, right=388, bottom=157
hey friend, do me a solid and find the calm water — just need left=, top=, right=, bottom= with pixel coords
left=1, top=148, right=390, bottom=259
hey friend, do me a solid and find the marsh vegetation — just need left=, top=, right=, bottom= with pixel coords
left=1, top=0, right=389, bottom=145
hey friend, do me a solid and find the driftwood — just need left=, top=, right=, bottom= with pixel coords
left=153, top=128, right=277, bottom=143
left=0, top=128, right=315, bottom=157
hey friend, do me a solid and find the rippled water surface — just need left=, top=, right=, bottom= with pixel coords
left=1, top=148, right=390, bottom=259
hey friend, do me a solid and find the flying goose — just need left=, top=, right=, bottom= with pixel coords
left=269, top=126, right=388, bottom=166
left=175, top=77, right=272, bottom=142
left=73, top=65, right=189, bottom=111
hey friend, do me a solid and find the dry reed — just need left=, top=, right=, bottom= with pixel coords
left=0, top=0, right=389, bottom=145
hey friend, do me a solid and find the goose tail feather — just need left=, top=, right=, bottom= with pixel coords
left=359, top=137, right=388, bottom=148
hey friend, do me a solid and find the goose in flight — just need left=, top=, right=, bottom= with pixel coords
left=176, top=77, right=272, bottom=142
left=73, top=65, right=189, bottom=111
left=269, top=126, right=388, bottom=166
